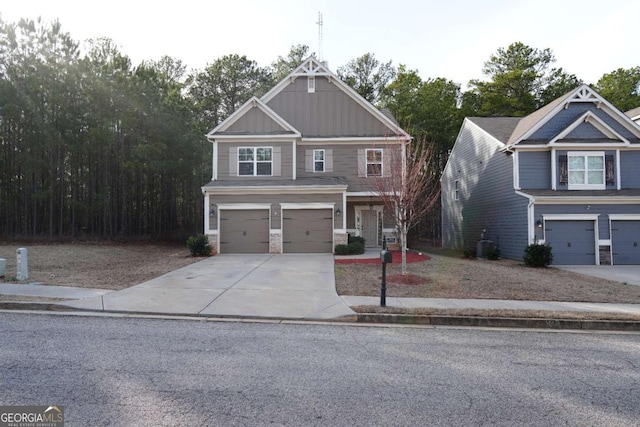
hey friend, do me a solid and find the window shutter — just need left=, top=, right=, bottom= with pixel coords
left=357, top=149, right=366, bottom=177
left=273, top=146, right=281, bottom=176
left=558, top=154, right=567, bottom=185
left=325, top=149, right=333, bottom=172
left=605, top=154, right=614, bottom=186
left=383, top=148, right=393, bottom=177
left=305, top=150, right=313, bottom=172
left=229, top=147, right=237, bottom=176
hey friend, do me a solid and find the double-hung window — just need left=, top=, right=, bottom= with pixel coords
left=238, top=147, right=272, bottom=176
left=366, top=149, right=383, bottom=177
left=454, top=180, right=460, bottom=200
left=313, top=149, right=325, bottom=172
left=567, top=151, right=605, bottom=190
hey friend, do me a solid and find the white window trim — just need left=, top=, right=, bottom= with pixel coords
left=567, top=151, right=605, bottom=190
left=453, top=180, right=460, bottom=201
left=313, top=149, right=325, bottom=173
left=238, top=146, right=273, bottom=177
left=366, top=148, right=383, bottom=177
left=308, top=76, right=315, bottom=93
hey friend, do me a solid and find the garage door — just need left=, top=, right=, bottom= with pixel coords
left=612, top=221, right=640, bottom=265
left=283, top=209, right=333, bottom=253
left=219, top=210, right=269, bottom=253
left=545, top=220, right=596, bottom=265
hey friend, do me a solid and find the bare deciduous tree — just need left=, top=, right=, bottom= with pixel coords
left=372, top=139, right=440, bottom=274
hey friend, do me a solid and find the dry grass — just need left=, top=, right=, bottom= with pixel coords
left=336, top=251, right=640, bottom=303
left=0, top=242, right=200, bottom=290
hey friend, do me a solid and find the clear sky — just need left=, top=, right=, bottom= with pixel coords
left=2, top=0, right=639, bottom=88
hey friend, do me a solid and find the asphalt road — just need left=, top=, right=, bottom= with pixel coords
left=1, top=313, right=639, bottom=426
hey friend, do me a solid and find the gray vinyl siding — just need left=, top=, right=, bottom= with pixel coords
left=297, top=144, right=396, bottom=193
left=533, top=204, right=640, bottom=241
left=209, top=193, right=342, bottom=229
left=620, top=151, right=640, bottom=188
left=267, top=76, right=395, bottom=137
left=528, top=104, right=637, bottom=141
left=225, top=107, right=288, bottom=133
left=519, top=151, right=551, bottom=189
left=217, top=142, right=293, bottom=180
left=442, top=120, right=529, bottom=259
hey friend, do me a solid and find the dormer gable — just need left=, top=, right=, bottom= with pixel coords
left=507, top=85, right=640, bottom=147
left=207, top=97, right=300, bottom=140
left=549, top=110, right=631, bottom=145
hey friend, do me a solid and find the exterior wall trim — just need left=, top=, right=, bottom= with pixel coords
left=217, top=203, right=272, bottom=210
left=204, top=186, right=347, bottom=195
left=609, top=214, right=640, bottom=220
left=280, top=203, right=335, bottom=210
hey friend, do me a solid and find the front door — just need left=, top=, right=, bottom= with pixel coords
left=361, top=210, right=378, bottom=248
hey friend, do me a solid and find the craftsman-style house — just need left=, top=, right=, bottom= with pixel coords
left=442, top=85, right=640, bottom=265
left=202, top=57, right=409, bottom=253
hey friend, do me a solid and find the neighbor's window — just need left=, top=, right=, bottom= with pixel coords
left=454, top=180, right=460, bottom=200
left=238, top=147, right=272, bottom=176
left=366, top=148, right=383, bottom=177
left=313, top=149, right=325, bottom=172
left=568, top=152, right=604, bottom=190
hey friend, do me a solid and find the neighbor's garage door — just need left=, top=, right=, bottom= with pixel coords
left=545, top=220, right=596, bottom=265
left=283, top=209, right=333, bottom=253
left=611, top=221, right=640, bottom=265
left=219, top=209, right=269, bottom=253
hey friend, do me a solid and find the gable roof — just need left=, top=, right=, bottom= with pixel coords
left=467, top=117, right=522, bottom=144
left=207, top=96, right=300, bottom=139
left=507, top=85, right=640, bottom=146
left=261, top=56, right=410, bottom=140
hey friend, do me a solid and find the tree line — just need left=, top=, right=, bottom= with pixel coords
left=1, top=17, right=638, bottom=240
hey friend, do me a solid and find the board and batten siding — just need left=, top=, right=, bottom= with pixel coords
left=518, top=151, right=551, bottom=189
left=267, top=76, right=394, bottom=138
left=442, top=119, right=529, bottom=259
left=217, top=142, right=293, bottom=180
left=528, top=104, right=637, bottom=141
left=224, top=106, right=288, bottom=133
left=620, top=151, right=640, bottom=188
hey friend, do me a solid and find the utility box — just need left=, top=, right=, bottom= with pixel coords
left=16, top=247, right=28, bottom=281
left=0, top=258, right=5, bottom=278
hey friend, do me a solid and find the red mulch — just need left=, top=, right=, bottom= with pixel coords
left=334, top=250, right=430, bottom=265
left=386, top=274, right=430, bottom=285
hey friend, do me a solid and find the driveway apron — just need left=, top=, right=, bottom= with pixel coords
left=62, top=254, right=356, bottom=320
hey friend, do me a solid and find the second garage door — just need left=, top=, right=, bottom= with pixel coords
left=545, top=220, right=596, bottom=265
left=219, top=209, right=269, bottom=253
left=612, top=220, right=640, bottom=265
left=283, top=209, right=333, bottom=253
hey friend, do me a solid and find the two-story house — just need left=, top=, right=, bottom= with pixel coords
left=442, top=85, right=640, bottom=265
left=202, top=57, right=409, bottom=254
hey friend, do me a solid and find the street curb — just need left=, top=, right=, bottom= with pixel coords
left=357, top=313, right=640, bottom=331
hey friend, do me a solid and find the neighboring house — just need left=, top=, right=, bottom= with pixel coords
left=442, top=85, right=640, bottom=265
left=202, top=57, right=409, bottom=254
left=626, top=106, right=640, bottom=125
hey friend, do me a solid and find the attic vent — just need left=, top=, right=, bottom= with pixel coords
left=308, top=76, right=315, bottom=93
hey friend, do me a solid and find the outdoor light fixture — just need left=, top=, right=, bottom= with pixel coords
left=536, top=219, right=543, bottom=228
left=210, top=205, right=216, bottom=217
left=335, top=208, right=341, bottom=216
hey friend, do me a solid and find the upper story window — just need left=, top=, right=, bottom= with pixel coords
left=454, top=180, right=460, bottom=200
left=567, top=151, right=605, bottom=190
left=308, top=76, right=315, bottom=93
left=366, top=149, right=383, bottom=177
left=313, top=149, right=325, bottom=172
left=238, top=147, right=272, bottom=176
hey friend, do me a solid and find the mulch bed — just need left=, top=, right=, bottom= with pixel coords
left=335, top=250, right=430, bottom=265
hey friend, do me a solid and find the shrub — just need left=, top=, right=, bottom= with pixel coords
left=523, top=243, right=553, bottom=267
left=347, top=241, right=365, bottom=255
left=487, top=246, right=501, bottom=260
left=187, top=234, right=212, bottom=256
left=348, top=235, right=366, bottom=247
left=334, top=244, right=351, bottom=255
left=463, top=248, right=476, bottom=259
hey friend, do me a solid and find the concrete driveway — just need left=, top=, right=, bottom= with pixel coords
left=554, top=265, right=640, bottom=286
left=63, top=254, right=355, bottom=320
